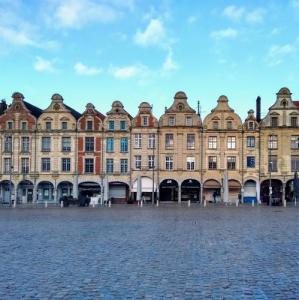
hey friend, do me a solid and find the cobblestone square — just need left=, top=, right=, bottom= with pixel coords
left=1, top=205, right=299, bottom=299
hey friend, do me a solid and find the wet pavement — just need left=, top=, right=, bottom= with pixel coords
left=0, top=204, right=299, bottom=299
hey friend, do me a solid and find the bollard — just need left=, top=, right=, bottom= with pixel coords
left=295, top=199, right=297, bottom=207
left=13, top=200, right=16, bottom=208
left=188, top=200, right=191, bottom=207
left=236, top=200, right=239, bottom=207
left=283, top=200, right=286, bottom=208
left=108, top=200, right=111, bottom=208
left=204, top=200, right=206, bottom=207
left=252, top=199, right=254, bottom=207
left=141, top=200, right=143, bottom=207
left=61, top=201, right=63, bottom=208
left=92, top=202, right=95, bottom=208
left=156, top=200, right=159, bottom=207
left=45, top=201, right=48, bottom=208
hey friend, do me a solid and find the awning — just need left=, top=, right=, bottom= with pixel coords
left=132, top=177, right=157, bottom=192
left=228, top=180, right=241, bottom=188
left=204, top=180, right=220, bottom=189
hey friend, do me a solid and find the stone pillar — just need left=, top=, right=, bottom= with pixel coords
left=200, top=184, right=203, bottom=204
left=282, top=181, right=286, bottom=206
left=73, top=175, right=79, bottom=198
left=256, top=181, right=261, bottom=204
left=33, top=184, right=38, bottom=203
left=178, top=183, right=181, bottom=203
left=241, top=186, right=244, bottom=204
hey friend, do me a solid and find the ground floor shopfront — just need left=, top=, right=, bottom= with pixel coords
left=1, top=176, right=298, bottom=206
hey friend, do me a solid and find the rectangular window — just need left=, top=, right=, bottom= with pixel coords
left=166, top=156, right=173, bottom=170
left=61, top=122, right=67, bottom=130
left=168, top=116, right=175, bottom=126
left=187, top=157, right=195, bottom=170
left=227, top=156, right=236, bottom=170
left=142, top=116, right=148, bottom=126
left=227, top=136, right=236, bottom=149
left=208, top=136, right=217, bottom=149
left=120, top=159, right=128, bottom=174
left=120, top=120, right=126, bottom=131
left=135, top=155, right=141, bottom=169
left=148, top=133, right=156, bottom=149
left=268, top=135, right=278, bottom=149
left=106, top=137, right=114, bottom=152
left=21, top=122, right=27, bottom=130
left=165, top=134, right=174, bottom=148
left=291, top=156, right=299, bottom=172
left=21, top=158, right=29, bottom=174
left=120, top=137, right=128, bottom=152
left=86, top=120, right=93, bottom=131
left=62, top=137, right=71, bottom=152
left=85, top=137, right=94, bottom=152
left=21, top=137, right=30, bottom=153
left=41, top=137, right=51, bottom=152
left=3, top=158, right=11, bottom=174
left=4, top=136, right=12, bottom=152
left=212, top=121, right=218, bottom=130
left=247, top=136, right=255, bottom=148
left=268, top=155, right=277, bottom=172
left=45, top=122, right=52, bottom=130
left=85, top=158, right=94, bottom=173
left=247, top=156, right=255, bottom=168
left=108, top=120, right=114, bottom=131
left=106, top=159, right=114, bottom=174
left=291, top=117, right=297, bottom=127
left=148, top=155, right=155, bottom=169
left=271, top=117, right=278, bottom=127
left=248, top=121, right=255, bottom=130
left=227, top=121, right=232, bottom=129
left=185, top=116, right=193, bottom=126
left=291, top=136, right=299, bottom=149
left=61, top=158, right=71, bottom=172
left=208, top=156, right=217, bottom=169
left=41, top=158, right=51, bottom=172
left=7, top=121, right=13, bottom=130
left=134, top=133, right=142, bottom=148
left=187, top=134, right=195, bottom=150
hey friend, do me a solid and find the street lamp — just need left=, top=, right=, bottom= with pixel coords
left=151, top=133, right=155, bottom=205
left=269, top=147, right=272, bottom=206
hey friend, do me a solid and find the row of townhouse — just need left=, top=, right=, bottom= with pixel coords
left=0, top=87, right=298, bottom=205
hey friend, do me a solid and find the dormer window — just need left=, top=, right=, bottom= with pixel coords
left=61, top=122, right=68, bottom=130
left=108, top=120, right=114, bottom=131
left=168, top=116, right=175, bottom=126
left=248, top=121, right=254, bottom=130
left=271, top=117, right=278, bottom=127
left=46, top=122, right=52, bottom=130
left=7, top=121, right=13, bottom=130
left=212, top=121, right=218, bottom=130
left=185, top=116, right=192, bottom=126
left=120, top=120, right=126, bottom=130
left=291, top=117, right=297, bottom=127
left=142, top=116, right=148, bottom=126
left=21, top=121, right=27, bottom=130
left=86, top=120, right=93, bottom=131
left=227, top=121, right=232, bottom=129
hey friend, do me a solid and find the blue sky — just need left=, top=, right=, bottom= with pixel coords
left=0, top=0, right=299, bottom=119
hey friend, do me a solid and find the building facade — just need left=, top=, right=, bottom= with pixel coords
left=0, top=87, right=298, bottom=205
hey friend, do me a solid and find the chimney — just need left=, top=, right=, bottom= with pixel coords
left=0, top=99, right=7, bottom=115
left=256, top=96, right=261, bottom=122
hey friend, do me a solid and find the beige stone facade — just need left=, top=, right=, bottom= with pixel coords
left=0, top=87, right=299, bottom=205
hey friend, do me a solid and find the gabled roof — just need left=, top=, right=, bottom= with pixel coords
left=64, top=104, right=82, bottom=120
left=23, top=100, right=43, bottom=118
left=293, top=101, right=299, bottom=109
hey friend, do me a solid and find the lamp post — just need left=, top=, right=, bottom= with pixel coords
left=269, top=147, right=272, bottom=206
left=151, top=133, right=155, bottom=205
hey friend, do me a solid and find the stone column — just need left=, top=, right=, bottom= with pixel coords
left=256, top=181, right=261, bottom=204
left=282, top=181, right=286, bottom=206
left=73, top=174, right=79, bottom=198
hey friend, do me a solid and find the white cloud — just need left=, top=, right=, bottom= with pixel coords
left=0, top=25, right=36, bottom=46
left=134, top=19, right=166, bottom=47
left=223, top=5, right=245, bottom=21
left=246, top=8, right=265, bottom=24
left=109, top=64, right=147, bottom=79
left=52, top=0, right=119, bottom=29
left=162, top=51, right=178, bottom=72
left=210, top=28, right=238, bottom=40
left=34, top=57, right=56, bottom=72
left=266, top=44, right=297, bottom=66
left=74, top=62, right=102, bottom=75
